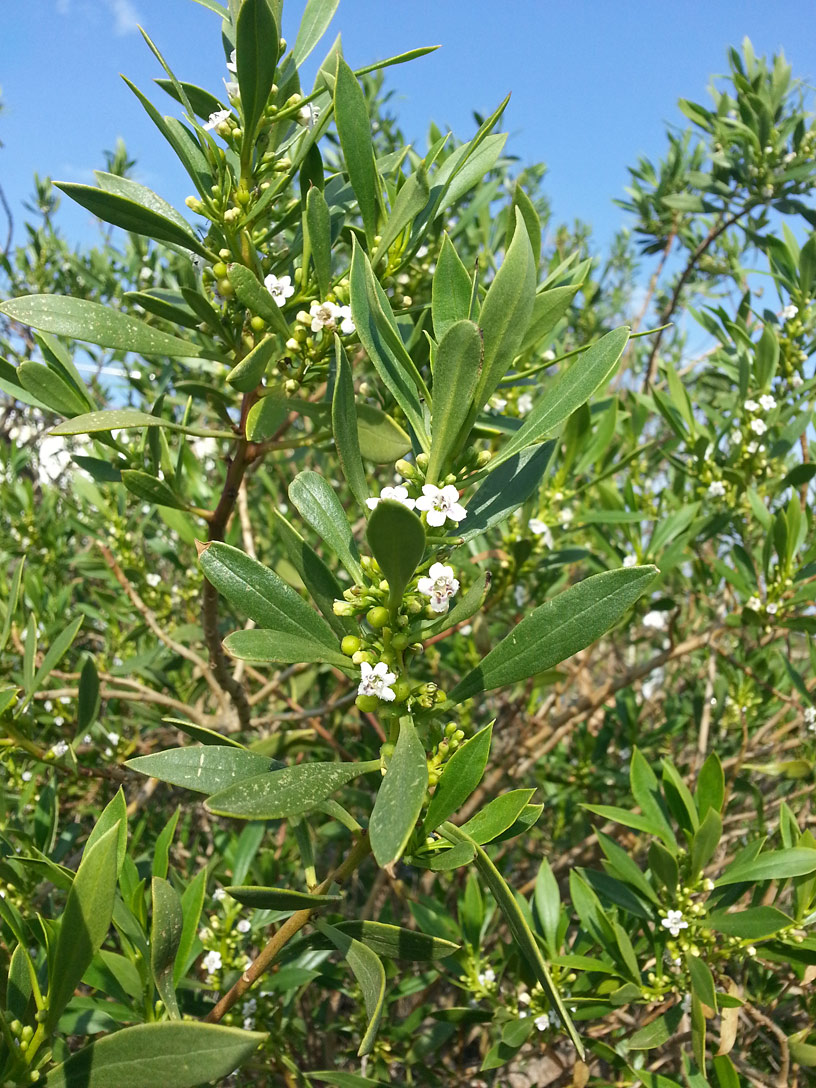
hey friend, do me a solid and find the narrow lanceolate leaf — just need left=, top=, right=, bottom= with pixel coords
left=126, top=746, right=281, bottom=795
left=199, top=541, right=339, bottom=650
left=236, top=0, right=280, bottom=142
left=366, top=500, right=426, bottom=609
left=426, top=319, right=482, bottom=484
left=306, top=185, right=333, bottom=299
left=223, top=629, right=350, bottom=670
left=432, top=233, right=472, bottom=340
left=468, top=208, right=536, bottom=430
left=372, top=166, right=430, bottom=264
left=494, top=326, right=630, bottom=468
left=270, top=508, right=352, bottom=637
left=449, top=566, right=658, bottom=703
left=334, top=57, right=380, bottom=247
left=444, top=823, right=583, bottom=1057
left=370, top=717, right=428, bottom=867
left=205, top=760, right=380, bottom=819
left=330, top=921, right=459, bottom=961
left=226, top=335, right=276, bottom=391
left=425, top=723, right=493, bottom=831
left=45, top=824, right=121, bottom=1033
left=51, top=409, right=221, bottom=436
left=94, top=171, right=196, bottom=233
left=316, top=920, right=386, bottom=1057
left=150, top=877, right=183, bottom=1019
left=227, top=885, right=342, bottom=910
left=332, top=339, right=368, bottom=510
left=289, top=470, right=363, bottom=581
left=458, top=443, right=556, bottom=543
left=293, top=0, right=340, bottom=64
left=17, top=363, right=89, bottom=417
left=227, top=264, right=290, bottom=337
left=41, top=1022, right=265, bottom=1088
left=458, top=789, right=535, bottom=844
left=122, top=470, right=188, bottom=511
left=55, top=183, right=210, bottom=258
left=715, top=848, right=816, bottom=886
left=0, top=297, right=209, bottom=358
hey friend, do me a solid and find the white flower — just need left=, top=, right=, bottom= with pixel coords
left=642, top=610, right=667, bottom=630
left=534, top=1013, right=550, bottom=1032
left=746, top=596, right=761, bottom=610
left=358, top=661, right=397, bottom=702
left=783, top=151, right=797, bottom=165
left=622, top=555, right=638, bottom=568
left=22, top=771, right=32, bottom=782
left=336, top=304, right=355, bottom=335
left=242, top=998, right=258, bottom=1015
left=781, top=303, right=798, bottom=321
left=309, top=299, right=340, bottom=332
left=749, top=418, right=767, bottom=436
left=791, top=373, right=804, bottom=389
left=707, top=480, right=726, bottom=498
left=212, top=888, right=227, bottom=902
left=236, top=919, right=251, bottom=933
left=766, top=601, right=778, bottom=615
left=263, top=274, right=295, bottom=307
left=297, top=103, right=320, bottom=128
left=415, top=484, right=467, bottom=527
left=366, top=485, right=416, bottom=511
left=226, top=49, right=237, bottom=74
left=660, top=909, right=688, bottom=938
left=223, top=79, right=239, bottom=100
left=417, top=563, right=459, bottom=613
left=743, top=398, right=759, bottom=413
left=243, top=1017, right=256, bottom=1031
left=49, top=741, right=69, bottom=758
left=517, top=393, right=534, bottom=415
left=204, top=109, right=231, bottom=131
left=746, top=441, right=760, bottom=454
left=476, top=967, right=495, bottom=987
left=805, top=706, right=816, bottom=731
left=542, top=349, right=556, bottom=362
left=528, top=519, right=554, bottom=548
left=560, top=508, right=574, bottom=527
left=758, top=393, right=776, bottom=411
left=107, top=732, right=120, bottom=746
left=202, top=950, right=222, bottom=973
left=44, top=700, right=53, bottom=712
left=518, top=991, right=531, bottom=1006
left=488, top=395, right=508, bottom=413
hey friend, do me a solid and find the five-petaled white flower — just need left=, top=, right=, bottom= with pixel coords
left=415, top=484, right=467, bottom=527
left=366, top=485, right=416, bottom=511
left=766, top=601, right=778, bottom=615
left=297, top=103, right=320, bottom=128
left=204, top=108, right=232, bottom=131
left=749, top=418, right=767, bottom=436
left=660, top=909, right=688, bottom=938
left=791, top=373, right=804, bottom=388
left=528, top=518, right=554, bottom=548
left=643, top=610, right=667, bottom=630
left=236, top=919, right=251, bottom=933
left=336, top=303, right=355, bottom=335
left=264, top=273, right=295, bottom=306
left=309, top=300, right=339, bottom=332
left=226, top=49, right=237, bottom=74
left=488, top=395, right=508, bottom=413
left=213, top=887, right=227, bottom=902
left=358, top=661, right=397, bottom=702
left=743, top=398, right=759, bottom=413
left=758, top=393, right=776, bottom=411
left=202, top=950, right=222, bottom=973
left=707, top=480, right=726, bottom=498
left=517, top=392, right=534, bottom=415
left=804, top=706, right=816, bottom=731
left=622, top=554, right=638, bottom=568
left=746, top=596, right=762, bottom=610
left=476, top=967, right=495, bottom=987
left=781, top=303, right=798, bottom=321
left=417, top=563, right=460, bottom=613
left=49, top=741, right=69, bottom=758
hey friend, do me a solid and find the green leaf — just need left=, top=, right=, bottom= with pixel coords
left=306, top=184, right=333, bottom=298
left=174, top=868, right=207, bottom=985
left=581, top=804, right=666, bottom=837
left=199, top=540, right=340, bottom=649
left=270, top=508, right=352, bottom=636
left=459, top=789, right=535, bottom=844
left=518, top=284, right=581, bottom=355
left=236, top=0, right=279, bottom=142
left=310, top=1074, right=383, bottom=1088
left=332, top=339, right=368, bottom=509
left=450, top=566, right=657, bottom=703
left=534, top=858, right=561, bottom=952
left=205, top=760, right=380, bottom=819
left=51, top=409, right=220, bottom=437
left=41, top=1022, right=265, bottom=1088
left=469, top=208, right=536, bottom=428
left=0, top=558, right=24, bottom=654
left=370, top=717, right=428, bottom=867
left=223, top=629, right=349, bottom=669
left=45, top=824, right=121, bottom=1033
left=349, top=242, right=429, bottom=446
left=334, top=58, right=380, bottom=247
left=627, top=1005, right=684, bottom=1050
left=705, top=906, right=792, bottom=939
left=695, top=750, right=725, bottom=816
left=245, top=394, right=289, bottom=441
left=426, top=319, right=482, bottom=483
left=150, top=877, right=183, bottom=1019
left=508, top=181, right=541, bottom=268
left=690, top=807, right=722, bottom=877
left=331, top=920, right=459, bottom=961
left=55, top=182, right=209, bottom=258
left=153, top=79, right=224, bottom=121
left=293, top=0, right=339, bottom=64
left=123, top=77, right=212, bottom=196
left=356, top=403, right=412, bottom=462
left=366, top=499, right=426, bottom=610
left=716, top=847, right=816, bottom=886
left=494, top=326, right=630, bottom=468
left=121, top=470, right=188, bottom=511
left=432, top=233, right=472, bottom=340
left=126, top=746, right=280, bottom=795
left=33, top=615, right=83, bottom=691
left=227, top=885, right=342, bottom=910
left=227, top=263, right=290, bottom=337
left=226, top=335, right=276, bottom=392
left=17, top=362, right=89, bottom=416
left=289, top=470, right=363, bottom=581
left=458, top=442, right=555, bottom=543
left=373, top=166, right=430, bottom=264
left=0, top=296, right=211, bottom=358
left=77, top=656, right=101, bottom=733
left=630, top=750, right=677, bottom=850
left=445, top=823, right=583, bottom=1057
left=686, top=953, right=717, bottom=1013
left=316, top=920, right=385, bottom=1057
left=425, top=722, right=493, bottom=831
left=86, top=789, right=128, bottom=878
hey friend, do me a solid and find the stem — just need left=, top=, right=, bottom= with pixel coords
left=203, top=831, right=372, bottom=1024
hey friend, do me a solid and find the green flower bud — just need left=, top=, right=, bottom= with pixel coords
left=341, top=635, right=362, bottom=656
left=356, top=694, right=379, bottom=713
left=367, top=606, right=390, bottom=629
left=250, top=315, right=266, bottom=333
left=212, top=262, right=228, bottom=279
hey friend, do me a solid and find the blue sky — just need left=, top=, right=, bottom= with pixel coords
left=1, top=0, right=815, bottom=257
